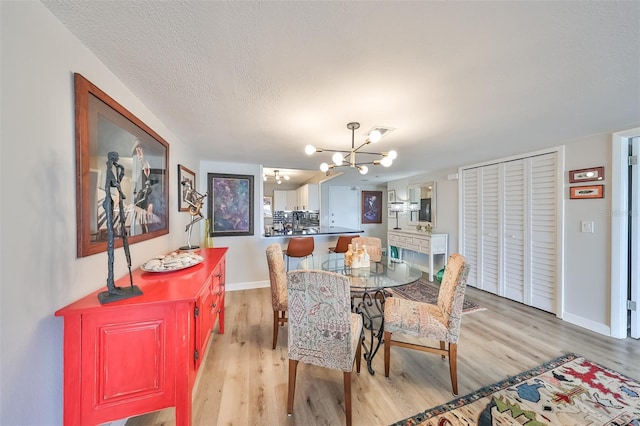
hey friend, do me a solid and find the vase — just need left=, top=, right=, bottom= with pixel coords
left=204, top=219, right=214, bottom=248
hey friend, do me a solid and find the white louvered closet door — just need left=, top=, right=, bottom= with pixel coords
left=480, top=165, right=500, bottom=295
left=529, top=153, right=557, bottom=312
left=503, top=159, right=527, bottom=303
left=460, top=151, right=558, bottom=313
left=462, top=168, right=479, bottom=288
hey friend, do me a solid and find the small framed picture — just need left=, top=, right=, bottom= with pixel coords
left=570, top=185, right=604, bottom=199
left=362, top=190, right=383, bottom=224
left=388, top=189, right=396, bottom=204
left=569, top=166, right=604, bottom=183
left=178, top=165, right=196, bottom=212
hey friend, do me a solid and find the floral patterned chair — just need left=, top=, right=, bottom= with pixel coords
left=287, top=270, right=363, bottom=426
left=383, top=253, right=470, bottom=395
left=351, top=236, right=382, bottom=262
left=266, top=243, right=288, bottom=349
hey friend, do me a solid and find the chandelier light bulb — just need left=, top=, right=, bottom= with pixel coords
left=359, top=165, right=369, bottom=175
left=388, top=150, right=398, bottom=160
left=305, top=144, right=316, bottom=155
left=368, top=129, right=382, bottom=143
left=277, top=179, right=282, bottom=184
left=380, top=156, right=393, bottom=167
left=263, top=175, right=267, bottom=181
left=320, top=162, right=329, bottom=172
left=332, top=152, right=344, bottom=166
left=284, top=175, right=290, bottom=180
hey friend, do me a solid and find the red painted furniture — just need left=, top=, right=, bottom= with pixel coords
left=55, top=247, right=227, bottom=426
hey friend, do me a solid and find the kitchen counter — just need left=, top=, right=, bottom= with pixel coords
left=264, top=226, right=363, bottom=237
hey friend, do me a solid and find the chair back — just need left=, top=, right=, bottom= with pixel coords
left=351, top=236, right=382, bottom=262
left=437, top=253, right=471, bottom=339
left=266, top=244, right=288, bottom=311
left=333, top=235, right=356, bottom=253
left=286, top=237, right=314, bottom=258
left=287, top=270, right=356, bottom=371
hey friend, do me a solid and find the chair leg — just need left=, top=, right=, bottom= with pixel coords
left=440, top=341, right=446, bottom=359
left=343, top=371, right=352, bottom=426
left=287, top=359, right=298, bottom=415
left=449, top=343, right=458, bottom=395
left=384, top=331, right=391, bottom=377
left=272, top=311, right=279, bottom=350
left=355, top=336, right=362, bottom=374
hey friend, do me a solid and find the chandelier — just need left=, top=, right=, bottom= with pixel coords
left=304, top=122, right=397, bottom=175
left=263, top=169, right=290, bottom=184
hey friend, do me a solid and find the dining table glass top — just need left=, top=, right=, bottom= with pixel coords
left=292, top=253, right=422, bottom=290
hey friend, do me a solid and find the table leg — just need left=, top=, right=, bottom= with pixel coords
left=353, top=289, right=390, bottom=375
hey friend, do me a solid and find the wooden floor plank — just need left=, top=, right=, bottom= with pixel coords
left=127, top=286, right=640, bottom=426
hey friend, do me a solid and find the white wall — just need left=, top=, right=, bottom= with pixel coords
left=0, top=3, right=199, bottom=424
left=563, top=133, right=612, bottom=332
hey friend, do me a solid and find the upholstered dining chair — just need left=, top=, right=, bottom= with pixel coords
left=284, top=236, right=314, bottom=270
left=329, top=235, right=356, bottom=253
left=351, top=236, right=382, bottom=262
left=383, top=253, right=470, bottom=395
left=287, top=270, right=363, bottom=426
left=266, top=243, right=288, bottom=349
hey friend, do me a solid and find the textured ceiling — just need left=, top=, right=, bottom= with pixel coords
left=43, top=0, right=640, bottom=184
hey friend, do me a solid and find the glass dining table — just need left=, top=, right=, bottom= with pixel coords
left=292, top=252, right=422, bottom=374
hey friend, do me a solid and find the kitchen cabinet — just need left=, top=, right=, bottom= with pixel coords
left=297, top=183, right=319, bottom=211
left=274, top=189, right=298, bottom=211
left=55, top=248, right=227, bottom=426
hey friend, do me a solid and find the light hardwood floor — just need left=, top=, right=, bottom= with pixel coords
left=127, top=285, right=640, bottom=426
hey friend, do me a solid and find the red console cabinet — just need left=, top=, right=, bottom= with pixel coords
left=55, top=247, right=227, bottom=426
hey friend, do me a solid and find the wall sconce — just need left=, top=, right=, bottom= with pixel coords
left=389, top=201, right=406, bottom=230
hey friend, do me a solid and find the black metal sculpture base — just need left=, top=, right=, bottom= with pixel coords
left=98, top=285, right=143, bottom=305
left=179, top=245, right=200, bottom=251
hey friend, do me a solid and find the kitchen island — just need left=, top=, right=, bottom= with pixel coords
left=264, top=226, right=362, bottom=238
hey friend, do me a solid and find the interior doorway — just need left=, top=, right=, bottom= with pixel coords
left=328, top=186, right=359, bottom=229
left=611, top=128, right=640, bottom=339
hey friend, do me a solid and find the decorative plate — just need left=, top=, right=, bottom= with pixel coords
left=141, top=252, right=204, bottom=273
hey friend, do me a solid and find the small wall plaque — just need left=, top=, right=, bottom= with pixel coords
left=569, top=166, right=604, bottom=183
left=570, top=185, right=604, bottom=199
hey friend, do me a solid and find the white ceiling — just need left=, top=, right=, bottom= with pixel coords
left=43, top=1, right=639, bottom=184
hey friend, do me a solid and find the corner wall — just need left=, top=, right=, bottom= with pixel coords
left=1, top=3, right=199, bottom=424
left=387, top=132, right=624, bottom=337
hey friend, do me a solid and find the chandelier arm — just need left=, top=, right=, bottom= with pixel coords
left=354, top=151, right=386, bottom=156
left=353, top=140, right=371, bottom=152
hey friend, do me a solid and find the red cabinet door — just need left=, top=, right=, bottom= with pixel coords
left=80, top=304, right=177, bottom=425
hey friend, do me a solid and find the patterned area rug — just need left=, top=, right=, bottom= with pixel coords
left=391, top=353, right=640, bottom=426
left=390, top=279, right=486, bottom=314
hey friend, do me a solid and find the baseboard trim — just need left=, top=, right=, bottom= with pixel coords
left=227, top=280, right=269, bottom=291
left=562, top=312, right=612, bottom=337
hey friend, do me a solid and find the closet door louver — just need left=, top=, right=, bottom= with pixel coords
left=503, top=159, right=527, bottom=303
left=462, top=168, right=479, bottom=288
left=529, top=153, right=557, bottom=312
left=480, top=165, right=500, bottom=295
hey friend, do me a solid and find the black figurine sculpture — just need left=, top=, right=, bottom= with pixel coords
left=180, top=180, right=207, bottom=250
left=97, top=151, right=143, bottom=304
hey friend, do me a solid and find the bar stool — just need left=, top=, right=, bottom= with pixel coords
left=284, top=237, right=314, bottom=270
left=329, top=235, right=356, bottom=253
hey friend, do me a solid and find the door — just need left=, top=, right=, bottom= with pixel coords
left=461, top=168, right=479, bottom=288
left=528, top=153, right=557, bottom=313
left=503, top=159, right=526, bottom=303
left=480, top=164, right=500, bottom=295
left=328, top=186, right=359, bottom=229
